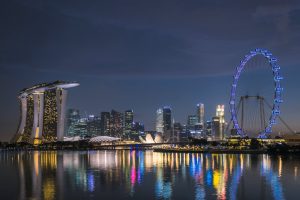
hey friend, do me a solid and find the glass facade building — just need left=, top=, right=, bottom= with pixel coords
left=196, top=103, right=205, bottom=126
left=124, top=110, right=134, bottom=138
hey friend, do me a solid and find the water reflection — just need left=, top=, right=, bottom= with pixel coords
left=0, top=151, right=299, bottom=200
left=261, top=155, right=285, bottom=200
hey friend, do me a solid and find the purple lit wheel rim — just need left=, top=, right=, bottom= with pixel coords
left=229, top=49, right=283, bottom=138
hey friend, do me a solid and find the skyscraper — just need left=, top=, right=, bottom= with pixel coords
left=110, top=110, right=123, bottom=138
left=187, top=115, right=198, bottom=130
left=124, top=110, right=134, bottom=138
left=206, top=120, right=213, bottom=138
left=132, top=121, right=145, bottom=140
left=212, top=116, right=222, bottom=140
left=87, top=115, right=101, bottom=136
left=187, top=115, right=198, bottom=135
left=214, top=105, right=225, bottom=140
left=156, top=108, right=164, bottom=133
left=66, top=109, right=80, bottom=136
left=156, top=106, right=172, bottom=140
left=12, top=81, right=79, bottom=144
left=196, top=103, right=205, bottom=126
left=163, top=106, right=172, bottom=133
left=73, top=118, right=88, bottom=136
left=173, top=122, right=182, bottom=142
left=216, top=105, right=225, bottom=124
left=100, top=112, right=111, bottom=136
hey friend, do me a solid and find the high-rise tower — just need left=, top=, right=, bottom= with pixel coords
left=100, top=112, right=111, bottom=136
left=124, top=110, right=134, bottom=138
left=163, top=106, right=172, bottom=133
left=214, top=104, right=225, bottom=140
left=66, top=109, right=80, bottom=136
left=13, top=81, right=79, bottom=144
left=110, top=110, right=123, bottom=138
left=156, top=108, right=164, bottom=134
left=156, top=106, right=172, bottom=140
left=216, top=105, right=225, bottom=124
left=196, top=103, right=205, bottom=126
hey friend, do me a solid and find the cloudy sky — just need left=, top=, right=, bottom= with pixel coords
left=1, top=0, right=300, bottom=140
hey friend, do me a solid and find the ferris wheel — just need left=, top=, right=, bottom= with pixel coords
left=229, top=48, right=283, bottom=138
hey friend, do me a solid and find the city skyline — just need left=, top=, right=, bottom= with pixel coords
left=1, top=1, right=300, bottom=200
left=1, top=0, right=300, bottom=141
left=69, top=104, right=224, bottom=130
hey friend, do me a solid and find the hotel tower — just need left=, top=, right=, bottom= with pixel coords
left=12, top=81, right=79, bottom=144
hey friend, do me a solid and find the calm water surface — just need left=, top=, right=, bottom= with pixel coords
left=0, top=150, right=299, bottom=200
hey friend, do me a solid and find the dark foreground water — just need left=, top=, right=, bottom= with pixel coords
left=0, top=151, right=299, bottom=200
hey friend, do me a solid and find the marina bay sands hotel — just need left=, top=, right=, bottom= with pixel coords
left=12, top=81, right=79, bottom=144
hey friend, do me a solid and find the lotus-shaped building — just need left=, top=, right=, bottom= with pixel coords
left=139, top=132, right=164, bottom=144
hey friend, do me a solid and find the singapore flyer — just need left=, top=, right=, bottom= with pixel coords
left=229, top=48, right=283, bottom=138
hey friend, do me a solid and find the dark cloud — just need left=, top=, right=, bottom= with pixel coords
left=1, top=0, right=300, bottom=77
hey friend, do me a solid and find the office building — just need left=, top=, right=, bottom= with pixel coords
left=100, top=112, right=111, bottom=136
left=132, top=122, right=145, bottom=140
left=73, top=118, right=88, bottom=137
left=196, top=103, right=205, bottom=126
left=66, top=109, right=80, bottom=136
left=87, top=115, right=101, bottom=136
left=163, top=106, right=172, bottom=133
left=110, top=110, right=123, bottom=138
left=173, top=122, right=182, bottom=142
left=212, top=116, right=224, bottom=140
left=156, top=108, right=164, bottom=133
left=124, top=110, right=134, bottom=138
left=156, top=106, right=172, bottom=140
left=216, top=105, right=225, bottom=124
left=187, top=115, right=198, bottom=135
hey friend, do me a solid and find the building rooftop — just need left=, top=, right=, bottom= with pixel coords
left=89, top=136, right=121, bottom=143
left=19, top=80, right=79, bottom=96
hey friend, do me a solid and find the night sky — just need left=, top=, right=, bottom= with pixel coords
left=1, top=0, right=300, bottom=141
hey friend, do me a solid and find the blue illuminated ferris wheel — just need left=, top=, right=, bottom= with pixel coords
left=229, top=48, right=283, bottom=138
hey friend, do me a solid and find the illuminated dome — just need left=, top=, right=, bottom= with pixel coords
left=89, top=136, right=121, bottom=143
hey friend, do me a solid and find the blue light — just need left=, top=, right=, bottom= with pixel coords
left=261, top=160, right=285, bottom=200
left=229, top=162, right=242, bottom=200
left=272, top=110, right=280, bottom=115
left=206, top=169, right=213, bottom=186
left=272, top=66, right=280, bottom=72
left=274, top=99, right=283, bottom=103
left=266, top=52, right=272, bottom=56
left=274, top=76, right=283, bottom=81
left=229, top=48, right=283, bottom=138
left=87, top=172, right=95, bottom=192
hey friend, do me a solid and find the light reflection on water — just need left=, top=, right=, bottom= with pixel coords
left=0, top=151, right=299, bottom=200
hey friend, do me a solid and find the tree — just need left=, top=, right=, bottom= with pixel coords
left=250, top=138, right=261, bottom=149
